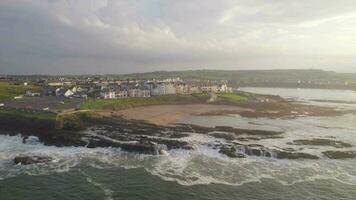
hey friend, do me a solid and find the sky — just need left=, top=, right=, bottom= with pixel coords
left=0, top=0, right=356, bottom=75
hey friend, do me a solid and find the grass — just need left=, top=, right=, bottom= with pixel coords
left=80, top=92, right=252, bottom=110
left=217, top=93, right=250, bottom=103
left=0, top=108, right=57, bottom=121
left=80, top=94, right=210, bottom=110
left=0, top=81, right=41, bottom=101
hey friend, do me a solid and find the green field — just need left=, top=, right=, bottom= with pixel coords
left=217, top=93, right=250, bottom=103
left=0, top=81, right=41, bottom=101
left=80, top=94, right=210, bottom=110
left=80, top=92, right=250, bottom=110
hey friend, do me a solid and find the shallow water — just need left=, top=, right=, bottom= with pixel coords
left=1, top=88, right=356, bottom=200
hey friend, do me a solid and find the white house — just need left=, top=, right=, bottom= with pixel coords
left=64, top=89, right=74, bottom=98
left=152, top=83, right=176, bottom=96
left=100, top=90, right=116, bottom=99
left=116, top=90, right=128, bottom=99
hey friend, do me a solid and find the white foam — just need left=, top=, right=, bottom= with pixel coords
left=1, top=125, right=356, bottom=187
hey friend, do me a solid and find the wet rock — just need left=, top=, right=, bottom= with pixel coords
left=215, top=126, right=283, bottom=136
left=243, top=144, right=273, bottom=157
left=322, top=151, right=356, bottom=159
left=274, top=151, right=319, bottom=160
left=14, top=155, right=53, bottom=165
left=86, top=137, right=158, bottom=154
left=218, top=143, right=318, bottom=160
left=237, top=135, right=284, bottom=141
left=291, top=139, right=352, bottom=148
left=169, top=132, right=189, bottom=138
left=210, top=132, right=235, bottom=140
left=139, top=137, right=193, bottom=150
left=219, top=146, right=245, bottom=158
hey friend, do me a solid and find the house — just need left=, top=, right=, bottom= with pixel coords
left=43, top=87, right=56, bottom=96
left=200, top=85, right=219, bottom=93
left=100, top=89, right=116, bottom=99
left=218, top=84, right=232, bottom=93
left=152, top=83, right=176, bottom=96
left=138, top=87, right=151, bottom=97
left=176, top=83, right=189, bottom=95
left=189, top=85, right=201, bottom=94
left=116, top=90, right=128, bottom=99
left=127, top=85, right=150, bottom=98
left=64, top=89, right=74, bottom=98
left=55, top=88, right=65, bottom=96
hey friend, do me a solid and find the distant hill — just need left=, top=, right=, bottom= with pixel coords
left=4, top=69, right=356, bottom=90
left=112, top=69, right=335, bottom=81
left=109, top=69, right=356, bottom=90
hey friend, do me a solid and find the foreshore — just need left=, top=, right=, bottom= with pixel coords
left=100, top=104, right=253, bottom=125
left=1, top=91, right=355, bottom=163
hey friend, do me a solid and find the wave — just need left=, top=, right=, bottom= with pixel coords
left=0, top=134, right=355, bottom=187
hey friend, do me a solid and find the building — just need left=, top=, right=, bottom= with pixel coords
left=64, top=89, right=74, bottom=98
left=100, top=89, right=116, bottom=99
left=116, top=90, right=128, bottom=99
left=128, top=86, right=150, bottom=98
left=152, top=83, right=176, bottom=96
left=200, top=85, right=219, bottom=93
left=176, top=83, right=189, bottom=95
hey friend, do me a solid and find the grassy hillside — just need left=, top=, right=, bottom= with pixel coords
left=0, top=108, right=56, bottom=121
left=0, top=81, right=41, bottom=101
left=0, top=108, right=57, bottom=131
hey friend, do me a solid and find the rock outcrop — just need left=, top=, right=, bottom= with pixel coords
left=14, top=156, right=53, bottom=165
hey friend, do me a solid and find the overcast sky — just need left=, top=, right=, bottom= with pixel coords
left=1, top=0, right=356, bottom=75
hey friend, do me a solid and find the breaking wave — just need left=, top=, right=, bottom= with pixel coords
left=0, top=134, right=355, bottom=186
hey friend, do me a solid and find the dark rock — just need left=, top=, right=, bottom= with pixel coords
left=87, top=138, right=159, bottom=154
left=275, top=151, right=319, bottom=160
left=217, top=143, right=318, bottom=160
left=210, top=132, right=235, bottom=140
left=219, top=146, right=245, bottom=158
left=291, top=139, right=352, bottom=148
left=14, top=155, right=53, bottom=165
left=322, top=151, right=356, bottom=159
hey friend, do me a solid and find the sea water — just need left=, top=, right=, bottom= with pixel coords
left=1, top=88, right=356, bottom=200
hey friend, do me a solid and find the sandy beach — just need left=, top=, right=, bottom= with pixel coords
left=100, top=104, right=252, bottom=125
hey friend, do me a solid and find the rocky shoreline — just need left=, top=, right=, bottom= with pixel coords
left=2, top=113, right=355, bottom=166
left=1, top=95, right=355, bottom=165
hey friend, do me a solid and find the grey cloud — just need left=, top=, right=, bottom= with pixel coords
left=0, top=0, right=355, bottom=74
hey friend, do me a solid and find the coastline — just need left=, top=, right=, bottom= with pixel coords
left=1, top=93, right=355, bottom=163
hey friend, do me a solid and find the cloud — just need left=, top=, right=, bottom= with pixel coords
left=0, top=0, right=356, bottom=74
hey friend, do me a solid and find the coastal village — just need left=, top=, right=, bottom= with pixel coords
left=19, top=77, right=232, bottom=99
left=0, top=76, right=234, bottom=112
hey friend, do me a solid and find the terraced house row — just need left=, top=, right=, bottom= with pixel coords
left=100, top=82, right=232, bottom=99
